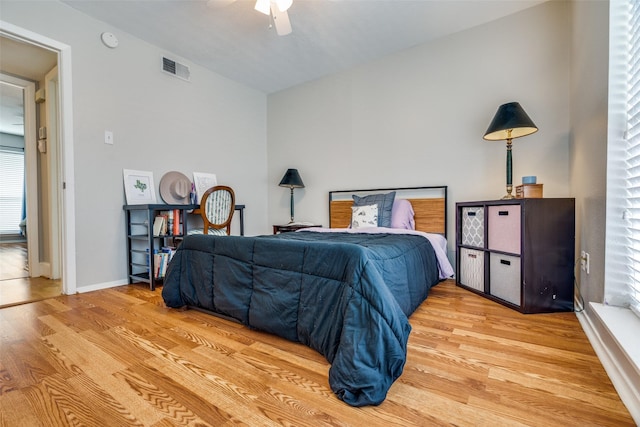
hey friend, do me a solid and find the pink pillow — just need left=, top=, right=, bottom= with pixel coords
left=391, top=199, right=415, bottom=229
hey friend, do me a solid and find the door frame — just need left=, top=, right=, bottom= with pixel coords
left=0, top=20, right=76, bottom=295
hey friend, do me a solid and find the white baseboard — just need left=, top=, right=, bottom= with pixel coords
left=577, top=304, right=640, bottom=424
left=38, top=262, right=50, bottom=278
left=75, top=279, right=129, bottom=294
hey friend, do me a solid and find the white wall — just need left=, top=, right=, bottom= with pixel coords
left=267, top=1, right=571, bottom=261
left=569, top=4, right=640, bottom=419
left=1, top=1, right=268, bottom=291
left=569, top=0, right=609, bottom=304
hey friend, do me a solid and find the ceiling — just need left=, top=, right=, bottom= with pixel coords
left=61, top=0, right=546, bottom=94
left=1, top=0, right=545, bottom=138
left=0, top=83, right=25, bottom=136
left=0, top=37, right=58, bottom=136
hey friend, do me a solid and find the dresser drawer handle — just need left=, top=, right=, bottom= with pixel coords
left=498, top=211, right=509, bottom=216
left=500, top=259, right=511, bottom=266
left=467, top=211, right=477, bottom=217
left=467, top=253, right=477, bottom=259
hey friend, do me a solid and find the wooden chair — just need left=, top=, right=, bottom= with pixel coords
left=189, top=186, right=235, bottom=236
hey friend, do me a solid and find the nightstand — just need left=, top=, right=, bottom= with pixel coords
left=273, top=224, right=322, bottom=234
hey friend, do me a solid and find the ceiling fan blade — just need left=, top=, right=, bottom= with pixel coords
left=206, top=0, right=237, bottom=8
left=270, top=4, right=292, bottom=36
left=254, top=0, right=270, bottom=15
left=275, top=0, right=292, bottom=12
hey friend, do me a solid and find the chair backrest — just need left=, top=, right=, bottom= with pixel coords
left=200, top=185, right=235, bottom=235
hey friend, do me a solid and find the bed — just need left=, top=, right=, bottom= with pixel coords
left=161, top=186, right=454, bottom=406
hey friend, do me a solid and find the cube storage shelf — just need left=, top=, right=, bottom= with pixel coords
left=455, top=198, right=575, bottom=313
left=123, top=204, right=198, bottom=290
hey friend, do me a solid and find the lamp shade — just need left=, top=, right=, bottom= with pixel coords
left=483, top=102, right=538, bottom=141
left=279, top=169, right=305, bottom=188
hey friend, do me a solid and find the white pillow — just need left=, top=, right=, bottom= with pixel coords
left=351, top=204, right=378, bottom=229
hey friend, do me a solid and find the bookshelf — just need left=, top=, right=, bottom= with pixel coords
left=123, top=204, right=197, bottom=290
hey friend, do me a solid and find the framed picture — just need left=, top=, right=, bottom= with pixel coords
left=123, top=169, right=157, bottom=205
left=193, top=172, right=217, bottom=204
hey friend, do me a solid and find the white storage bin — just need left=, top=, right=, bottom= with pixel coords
left=489, top=253, right=521, bottom=305
left=459, top=248, right=484, bottom=292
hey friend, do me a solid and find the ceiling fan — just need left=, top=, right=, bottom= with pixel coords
left=207, top=0, right=293, bottom=36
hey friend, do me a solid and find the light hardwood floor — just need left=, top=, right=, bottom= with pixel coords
left=0, top=242, right=62, bottom=308
left=0, top=280, right=634, bottom=426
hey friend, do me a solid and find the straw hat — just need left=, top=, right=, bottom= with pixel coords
left=159, top=171, right=191, bottom=204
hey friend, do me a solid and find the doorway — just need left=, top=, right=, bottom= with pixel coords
left=0, top=26, right=74, bottom=305
left=0, top=73, right=38, bottom=275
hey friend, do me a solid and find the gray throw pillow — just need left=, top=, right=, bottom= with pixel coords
left=352, top=191, right=396, bottom=227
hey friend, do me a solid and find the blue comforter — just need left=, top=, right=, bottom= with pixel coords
left=161, top=231, right=440, bottom=406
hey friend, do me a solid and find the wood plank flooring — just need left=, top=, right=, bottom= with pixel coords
left=0, top=242, right=63, bottom=308
left=0, top=280, right=634, bottom=426
left=0, top=242, right=29, bottom=281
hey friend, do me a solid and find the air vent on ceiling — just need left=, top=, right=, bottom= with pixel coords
left=162, top=56, right=190, bottom=82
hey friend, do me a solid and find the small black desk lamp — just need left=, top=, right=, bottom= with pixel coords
left=279, top=168, right=305, bottom=223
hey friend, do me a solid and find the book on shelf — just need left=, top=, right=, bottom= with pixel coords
left=173, top=209, right=180, bottom=235
left=153, top=253, right=162, bottom=279
left=161, top=213, right=168, bottom=235
left=154, top=212, right=172, bottom=236
left=153, top=216, right=164, bottom=236
left=150, top=246, right=177, bottom=279
left=167, top=210, right=174, bottom=236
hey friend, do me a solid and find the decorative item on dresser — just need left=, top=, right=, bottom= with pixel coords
left=483, top=102, right=538, bottom=200
left=456, top=198, right=575, bottom=313
left=515, top=183, right=543, bottom=198
left=159, top=171, right=192, bottom=204
left=122, top=169, right=156, bottom=204
left=515, top=175, right=543, bottom=198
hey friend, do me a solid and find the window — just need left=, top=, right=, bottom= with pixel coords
left=606, top=0, right=640, bottom=317
left=0, top=147, right=25, bottom=235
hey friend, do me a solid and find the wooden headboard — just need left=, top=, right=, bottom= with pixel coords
left=328, top=186, right=448, bottom=238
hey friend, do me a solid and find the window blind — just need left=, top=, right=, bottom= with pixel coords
left=627, top=0, right=640, bottom=317
left=0, top=148, right=25, bottom=234
left=605, top=0, right=640, bottom=317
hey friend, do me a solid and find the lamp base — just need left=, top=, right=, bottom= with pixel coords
left=501, top=184, right=515, bottom=200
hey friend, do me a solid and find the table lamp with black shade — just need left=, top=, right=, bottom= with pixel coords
left=279, top=168, right=305, bottom=223
left=483, top=102, right=538, bottom=199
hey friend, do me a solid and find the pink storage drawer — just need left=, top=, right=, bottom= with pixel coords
left=459, top=248, right=484, bottom=292
left=488, top=205, right=521, bottom=254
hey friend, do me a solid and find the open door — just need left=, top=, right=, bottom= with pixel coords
left=45, top=66, right=62, bottom=280
left=0, top=73, right=39, bottom=277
